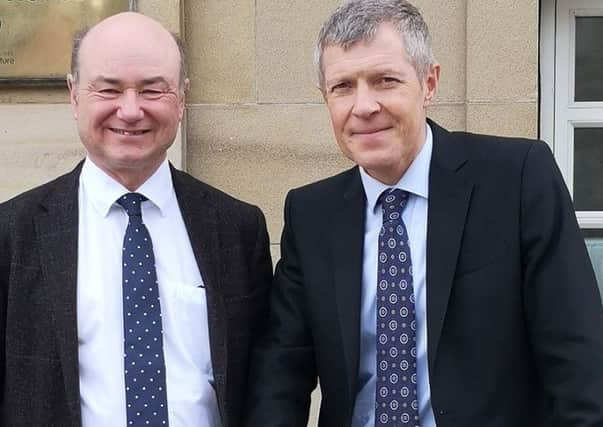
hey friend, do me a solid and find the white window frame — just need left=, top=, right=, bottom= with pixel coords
left=540, top=0, right=603, bottom=229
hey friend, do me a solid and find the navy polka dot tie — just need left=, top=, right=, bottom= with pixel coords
left=375, top=189, right=419, bottom=426
left=118, top=193, right=169, bottom=426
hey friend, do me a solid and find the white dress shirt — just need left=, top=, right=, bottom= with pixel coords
left=351, top=124, right=437, bottom=427
left=77, top=158, right=220, bottom=427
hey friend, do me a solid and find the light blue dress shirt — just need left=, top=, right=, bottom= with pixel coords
left=351, top=124, right=437, bottom=427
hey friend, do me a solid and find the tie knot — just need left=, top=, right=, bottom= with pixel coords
left=117, top=193, right=147, bottom=217
left=379, top=188, right=409, bottom=221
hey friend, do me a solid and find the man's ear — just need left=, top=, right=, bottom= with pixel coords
left=317, top=83, right=328, bottom=104
left=423, top=63, right=440, bottom=107
left=66, top=74, right=79, bottom=119
left=177, top=78, right=190, bottom=120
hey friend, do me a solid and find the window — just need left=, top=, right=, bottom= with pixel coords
left=541, top=0, right=603, bottom=297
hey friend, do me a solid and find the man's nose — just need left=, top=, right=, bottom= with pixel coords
left=352, top=83, right=380, bottom=117
left=116, top=89, right=144, bottom=121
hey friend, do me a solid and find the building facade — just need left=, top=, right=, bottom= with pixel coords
left=0, top=0, right=601, bottom=424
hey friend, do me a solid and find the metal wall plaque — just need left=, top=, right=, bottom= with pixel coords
left=0, top=0, right=136, bottom=85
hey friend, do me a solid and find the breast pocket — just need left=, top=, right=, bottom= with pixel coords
left=455, top=234, right=509, bottom=278
left=164, top=283, right=212, bottom=373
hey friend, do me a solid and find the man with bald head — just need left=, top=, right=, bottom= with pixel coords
left=0, top=12, right=271, bottom=427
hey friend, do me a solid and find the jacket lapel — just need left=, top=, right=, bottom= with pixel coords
left=170, top=168, right=228, bottom=418
left=426, top=121, right=473, bottom=371
left=35, top=164, right=83, bottom=425
left=330, top=168, right=365, bottom=415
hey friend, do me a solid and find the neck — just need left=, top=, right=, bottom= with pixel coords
left=87, top=155, right=166, bottom=191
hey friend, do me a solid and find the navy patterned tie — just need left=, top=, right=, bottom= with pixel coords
left=375, top=188, right=419, bottom=426
left=118, top=193, right=169, bottom=426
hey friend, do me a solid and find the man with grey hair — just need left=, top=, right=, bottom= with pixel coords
left=246, top=0, right=603, bottom=426
left=0, top=12, right=272, bottom=427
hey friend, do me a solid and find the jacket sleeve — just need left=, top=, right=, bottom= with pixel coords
left=520, top=141, right=603, bottom=426
left=245, top=190, right=318, bottom=427
left=245, top=204, right=274, bottom=339
left=0, top=204, right=10, bottom=422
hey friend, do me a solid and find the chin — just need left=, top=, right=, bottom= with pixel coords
left=104, top=150, right=153, bottom=168
left=354, top=152, right=394, bottom=170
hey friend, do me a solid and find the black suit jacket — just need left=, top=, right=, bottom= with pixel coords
left=0, top=162, right=273, bottom=427
left=246, top=121, right=603, bottom=426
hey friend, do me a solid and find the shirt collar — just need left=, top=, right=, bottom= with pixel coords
left=80, top=157, right=174, bottom=217
left=360, top=123, right=432, bottom=213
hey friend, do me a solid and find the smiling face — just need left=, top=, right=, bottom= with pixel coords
left=68, top=12, right=186, bottom=190
left=321, top=22, right=439, bottom=185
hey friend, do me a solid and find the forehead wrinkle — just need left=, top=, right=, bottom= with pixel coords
left=325, top=55, right=407, bottom=82
left=88, top=76, right=172, bottom=86
left=89, top=76, right=121, bottom=85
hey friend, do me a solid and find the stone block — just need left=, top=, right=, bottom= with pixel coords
left=427, top=103, right=467, bottom=131
left=256, top=0, right=340, bottom=103
left=138, top=0, right=181, bottom=34
left=186, top=104, right=351, bottom=241
left=0, top=87, right=69, bottom=104
left=466, top=102, right=538, bottom=138
left=466, top=0, right=538, bottom=101
left=184, top=0, right=255, bottom=103
left=415, top=0, right=467, bottom=103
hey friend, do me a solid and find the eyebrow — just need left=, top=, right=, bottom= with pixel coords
left=140, top=77, right=171, bottom=86
left=325, top=76, right=350, bottom=88
left=325, top=68, right=407, bottom=86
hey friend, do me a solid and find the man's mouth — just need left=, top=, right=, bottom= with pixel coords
left=110, top=128, right=150, bottom=136
left=352, top=126, right=392, bottom=135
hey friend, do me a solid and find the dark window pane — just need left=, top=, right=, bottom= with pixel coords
left=582, top=231, right=603, bottom=301
left=574, top=128, right=603, bottom=211
left=582, top=229, right=603, bottom=239
left=575, top=17, right=603, bottom=102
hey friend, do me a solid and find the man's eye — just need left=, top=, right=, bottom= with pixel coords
left=96, top=88, right=121, bottom=97
left=141, top=89, right=166, bottom=99
left=330, top=83, right=350, bottom=93
left=380, top=77, right=399, bottom=84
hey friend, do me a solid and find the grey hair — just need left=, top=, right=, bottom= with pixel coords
left=70, top=27, right=188, bottom=89
left=314, top=0, right=436, bottom=89
left=70, top=28, right=88, bottom=84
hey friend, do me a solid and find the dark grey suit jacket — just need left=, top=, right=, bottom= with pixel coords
left=0, top=162, right=273, bottom=427
left=246, top=120, right=603, bottom=426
